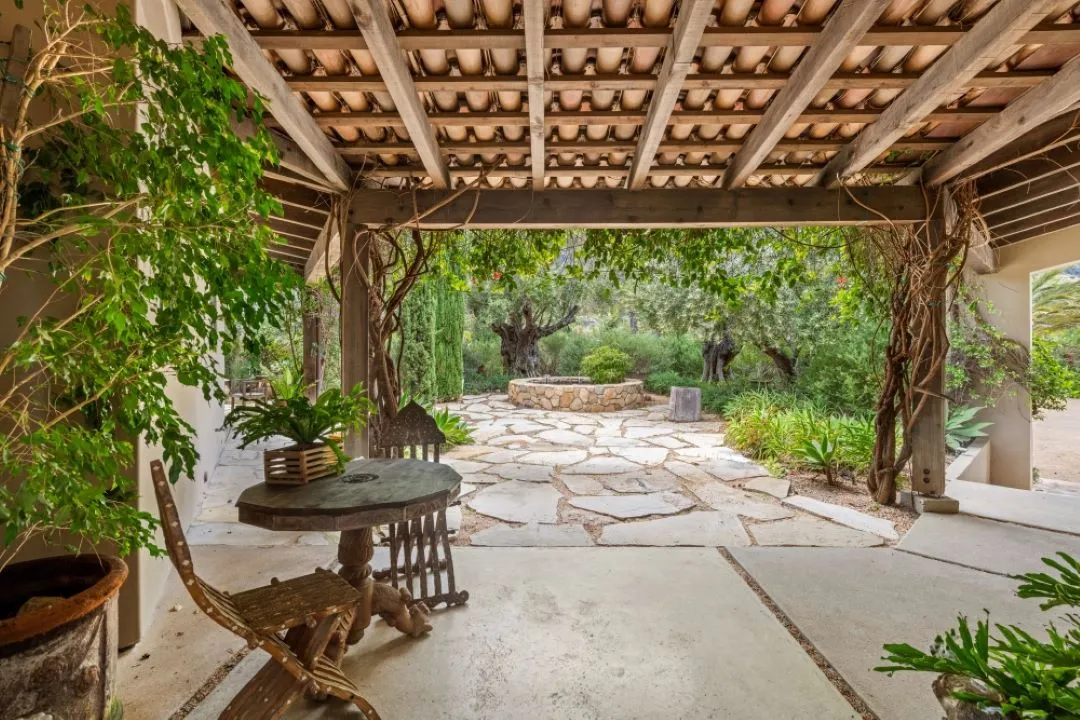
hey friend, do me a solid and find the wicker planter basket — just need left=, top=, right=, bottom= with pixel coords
left=264, top=443, right=338, bottom=485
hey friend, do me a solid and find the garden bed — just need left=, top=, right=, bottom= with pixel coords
left=508, top=377, right=644, bottom=412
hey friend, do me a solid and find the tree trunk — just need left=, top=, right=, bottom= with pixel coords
left=761, top=346, right=797, bottom=380
left=701, top=331, right=738, bottom=383
left=628, top=311, right=639, bottom=333
left=491, top=298, right=578, bottom=377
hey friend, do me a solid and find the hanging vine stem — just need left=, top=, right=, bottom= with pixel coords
left=333, top=176, right=485, bottom=445
left=846, top=181, right=984, bottom=504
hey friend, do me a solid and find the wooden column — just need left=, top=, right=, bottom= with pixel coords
left=908, top=193, right=948, bottom=498
left=340, top=219, right=370, bottom=458
left=302, top=288, right=323, bottom=400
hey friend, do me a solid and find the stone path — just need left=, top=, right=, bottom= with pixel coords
left=442, top=394, right=894, bottom=548
left=191, top=394, right=895, bottom=549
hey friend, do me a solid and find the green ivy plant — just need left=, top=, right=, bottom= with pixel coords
left=878, top=553, right=1080, bottom=718
left=0, top=3, right=299, bottom=569
left=224, top=385, right=373, bottom=472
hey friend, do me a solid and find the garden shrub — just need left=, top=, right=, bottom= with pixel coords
left=724, top=390, right=876, bottom=479
left=1031, top=336, right=1080, bottom=418
left=581, top=346, right=633, bottom=384
left=557, top=330, right=702, bottom=377
left=463, top=369, right=510, bottom=395
left=644, top=371, right=698, bottom=394
left=463, top=334, right=502, bottom=374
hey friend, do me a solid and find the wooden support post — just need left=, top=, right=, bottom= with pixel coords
left=909, top=192, right=948, bottom=500
left=302, top=288, right=323, bottom=401
left=341, top=220, right=370, bottom=458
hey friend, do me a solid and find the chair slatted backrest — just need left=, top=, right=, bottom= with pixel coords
left=375, top=401, right=445, bottom=462
left=149, top=460, right=260, bottom=642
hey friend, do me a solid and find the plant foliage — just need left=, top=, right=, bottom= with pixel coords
left=224, top=385, right=373, bottom=471
left=945, top=406, right=992, bottom=452
left=0, top=4, right=297, bottom=567
left=878, top=553, right=1080, bottom=718
left=581, top=346, right=633, bottom=384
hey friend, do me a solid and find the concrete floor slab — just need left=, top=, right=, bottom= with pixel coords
left=898, top=512, right=1080, bottom=577
left=730, top=548, right=1055, bottom=720
left=283, top=548, right=859, bottom=720
left=949, top=479, right=1080, bottom=534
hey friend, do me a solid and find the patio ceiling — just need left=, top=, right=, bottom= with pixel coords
left=175, top=0, right=1080, bottom=269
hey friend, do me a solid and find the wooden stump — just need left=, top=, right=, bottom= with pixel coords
left=669, top=387, right=701, bottom=422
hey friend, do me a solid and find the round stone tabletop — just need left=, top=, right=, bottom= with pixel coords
left=236, top=458, right=461, bottom=531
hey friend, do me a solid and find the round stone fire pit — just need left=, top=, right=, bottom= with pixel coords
left=508, top=376, right=645, bottom=412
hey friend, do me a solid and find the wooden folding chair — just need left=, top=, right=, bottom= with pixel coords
left=149, top=460, right=380, bottom=720
left=372, top=401, right=469, bottom=609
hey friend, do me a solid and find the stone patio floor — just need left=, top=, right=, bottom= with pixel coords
left=190, top=393, right=896, bottom=550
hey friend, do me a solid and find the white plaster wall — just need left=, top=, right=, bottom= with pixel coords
left=975, top=224, right=1080, bottom=489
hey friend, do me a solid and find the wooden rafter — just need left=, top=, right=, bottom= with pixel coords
left=350, top=187, right=926, bottom=229
left=724, top=0, right=892, bottom=189
left=288, top=69, right=1053, bottom=94
left=817, top=0, right=1062, bottom=188
left=348, top=0, right=450, bottom=188
left=628, top=0, right=716, bottom=189
left=524, top=0, right=546, bottom=189
left=304, top=106, right=1004, bottom=129
left=226, top=23, right=1080, bottom=51
left=173, top=0, right=350, bottom=192
left=363, top=163, right=913, bottom=179
left=920, top=57, right=1080, bottom=187
left=306, top=213, right=340, bottom=283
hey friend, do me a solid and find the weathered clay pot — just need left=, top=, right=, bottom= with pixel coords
left=0, top=554, right=128, bottom=720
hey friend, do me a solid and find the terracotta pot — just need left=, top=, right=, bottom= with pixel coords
left=0, top=554, right=128, bottom=720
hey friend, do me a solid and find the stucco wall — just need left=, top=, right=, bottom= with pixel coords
left=975, top=224, right=1080, bottom=489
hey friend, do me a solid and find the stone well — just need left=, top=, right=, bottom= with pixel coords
left=508, top=376, right=645, bottom=412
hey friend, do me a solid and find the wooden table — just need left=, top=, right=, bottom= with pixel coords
left=237, top=457, right=462, bottom=641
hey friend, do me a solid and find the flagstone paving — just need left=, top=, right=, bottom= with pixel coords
left=443, top=394, right=892, bottom=549
left=192, top=394, right=895, bottom=550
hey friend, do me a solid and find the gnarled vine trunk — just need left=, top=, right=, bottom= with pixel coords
left=492, top=298, right=578, bottom=377
left=761, top=346, right=797, bottom=380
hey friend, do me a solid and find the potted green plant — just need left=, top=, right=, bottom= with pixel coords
left=878, top=552, right=1080, bottom=719
left=225, top=384, right=374, bottom=485
left=0, top=4, right=294, bottom=717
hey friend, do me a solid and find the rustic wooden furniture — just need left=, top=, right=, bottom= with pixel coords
left=237, top=457, right=466, bottom=638
left=228, top=377, right=269, bottom=408
left=148, top=460, right=381, bottom=720
left=372, top=401, right=470, bottom=611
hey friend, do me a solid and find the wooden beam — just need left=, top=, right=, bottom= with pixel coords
left=524, top=0, right=546, bottom=189
left=173, top=0, right=350, bottom=192
left=725, top=0, right=892, bottom=189
left=263, top=168, right=341, bottom=195
left=363, top=162, right=913, bottom=179
left=340, top=224, right=369, bottom=456
left=987, top=188, right=1080, bottom=230
left=349, top=0, right=450, bottom=189
left=960, top=110, right=1080, bottom=182
left=350, top=187, right=926, bottom=229
left=921, top=57, right=1080, bottom=187
left=308, top=106, right=1003, bottom=129
left=305, top=213, right=341, bottom=283
left=287, top=69, right=1052, bottom=94
left=339, top=137, right=951, bottom=159
left=260, top=178, right=333, bottom=214
left=818, top=0, right=1061, bottom=188
left=981, top=172, right=1080, bottom=217
left=234, top=23, right=1080, bottom=52
left=628, top=0, right=716, bottom=189
left=976, top=141, right=1080, bottom=197
left=992, top=210, right=1080, bottom=245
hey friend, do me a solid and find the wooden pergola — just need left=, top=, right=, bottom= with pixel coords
left=176, top=0, right=1080, bottom=499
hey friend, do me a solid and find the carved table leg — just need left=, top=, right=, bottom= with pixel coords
left=338, top=528, right=374, bottom=644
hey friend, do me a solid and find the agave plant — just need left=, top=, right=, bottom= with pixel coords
left=945, top=406, right=992, bottom=451
left=795, top=432, right=841, bottom=484
left=224, top=384, right=373, bottom=471
left=432, top=406, right=475, bottom=447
